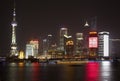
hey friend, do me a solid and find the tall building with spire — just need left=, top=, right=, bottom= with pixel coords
left=83, top=21, right=90, bottom=47
left=10, top=0, right=18, bottom=56
left=82, top=21, right=90, bottom=56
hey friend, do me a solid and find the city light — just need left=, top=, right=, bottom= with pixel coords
left=89, top=32, right=97, bottom=35
left=18, top=51, right=25, bottom=59
left=89, top=37, right=98, bottom=48
left=1, top=0, right=120, bottom=81
left=98, top=31, right=110, bottom=57
left=64, top=35, right=72, bottom=38
left=104, top=35, right=109, bottom=57
left=66, top=41, right=74, bottom=45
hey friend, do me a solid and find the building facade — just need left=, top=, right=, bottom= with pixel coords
left=82, top=21, right=90, bottom=57
left=64, top=35, right=74, bottom=56
left=75, top=33, right=84, bottom=55
left=25, top=44, right=33, bottom=59
left=88, top=31, right=98, bottom=58
left=98, top=31, right=109, bottom=57
left=59, top=28, right=68, bottom=54
left=25, top=40, right=39, bottom=59
left=42, top=39, right=48, bottom=55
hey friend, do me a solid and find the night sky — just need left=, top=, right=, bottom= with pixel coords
left=0, top=0, right=120, bottom=55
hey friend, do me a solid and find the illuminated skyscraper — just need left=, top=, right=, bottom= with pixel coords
left=47, top=34, right=53, bottom=51
left=42, top=39, right=48, bottom=55
left=88, top=31, right=98, bottom=58
left=25, top=44, right=33, bottom=59
left=59, top=28, right=68, bottom=54
left=98, top=31, right=109, bottom=57
left=75, top=33, right=84, bottom=55
left=30, top=40, right=39, bottom=58
left=10, top=0, right=18, bottom=56
left=83, top=21, right=90, bottom=56
left=65, top=36, right=74, bottom=56
left=25, top=40, right=39, bottom=59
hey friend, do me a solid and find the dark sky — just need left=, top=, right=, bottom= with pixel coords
left=0, top=0, right=120, bottom=55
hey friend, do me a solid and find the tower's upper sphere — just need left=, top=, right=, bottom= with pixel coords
left=11, top=21, right=17, bottom=27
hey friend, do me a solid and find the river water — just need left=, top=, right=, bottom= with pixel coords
left=0, top=61, right=120, bottom=81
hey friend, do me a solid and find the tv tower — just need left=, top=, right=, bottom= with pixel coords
left=10, top=0, right=18, bottom=56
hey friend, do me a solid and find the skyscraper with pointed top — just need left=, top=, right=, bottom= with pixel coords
left=10, top=0, right=18, bottom=56
left=82, top=20, right=90, bottom=56
left=84, top=21, right=89, bottom=27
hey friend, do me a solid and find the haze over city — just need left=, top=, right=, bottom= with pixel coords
left=0, top=0, right=120, bottom=55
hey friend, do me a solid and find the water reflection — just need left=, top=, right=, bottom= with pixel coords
left=100, top=61, right=113, bottom=81
left=7, top=63, right=18, bottom=81
left=18, top=62, right=24, bottom=81
left=85, top=62, right=100, bottom=81
left=60, top=65, right=75, bottom=81
left=31, top=63, right=40, bottom=81
left=0, top=61, right=120, bottom=81
left=6, top=62, right=41, bottom=81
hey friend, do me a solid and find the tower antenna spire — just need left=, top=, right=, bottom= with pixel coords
left=10, top=0, right=18, bottom=56
left=13, top=0, right=16, bottom=21
left=91, top=16, right=97, bottom=31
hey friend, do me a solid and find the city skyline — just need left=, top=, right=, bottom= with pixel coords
left=0, top=0, right=120, bottom=55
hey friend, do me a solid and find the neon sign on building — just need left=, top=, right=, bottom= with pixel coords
left=89, top=37, right=98, bottom=48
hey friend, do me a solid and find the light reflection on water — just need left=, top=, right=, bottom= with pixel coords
left=100, top=61, right=113, bottom=81
left=31, top=63, right=40, bottom=81
left=85, top=62, right=100, bottom=81
left=0, top=61, right=119, bottom=81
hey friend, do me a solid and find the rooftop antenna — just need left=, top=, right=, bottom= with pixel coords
left=13, top=0, right=16, bottom=21
left=91, top=16, right=97, bottom=31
